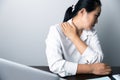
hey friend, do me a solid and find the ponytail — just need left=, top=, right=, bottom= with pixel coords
left=63, top=6, right=73, bottom=22
left=63, top=0, right=102, bottom=22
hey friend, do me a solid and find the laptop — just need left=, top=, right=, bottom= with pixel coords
left=0, top=58, right=65, bottom=80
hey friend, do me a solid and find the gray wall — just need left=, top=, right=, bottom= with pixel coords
left=0, top=0, right=120, bottom=66
left=97, top=0, right=120, bottom=66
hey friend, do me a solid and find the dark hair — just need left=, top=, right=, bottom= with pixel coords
left=63, top=0, right=102, bottom=22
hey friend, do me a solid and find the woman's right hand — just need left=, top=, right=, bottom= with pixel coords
left=61, top=22, right=78, bottom=40
left=90, top=63, right=112, bottom=75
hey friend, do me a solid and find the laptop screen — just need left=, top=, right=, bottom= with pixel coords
left=0, top=58, right=65, bottom=80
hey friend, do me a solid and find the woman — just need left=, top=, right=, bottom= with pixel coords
left=45, top=0, right=111, bottom=77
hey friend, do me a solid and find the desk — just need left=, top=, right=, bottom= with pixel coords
left=32, top=66, right=120, bottom=80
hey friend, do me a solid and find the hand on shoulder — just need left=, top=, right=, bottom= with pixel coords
left=61, top=22, right=78, bottom=40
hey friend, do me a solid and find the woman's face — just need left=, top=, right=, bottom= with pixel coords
left=82, top=6, right=101, bottom=30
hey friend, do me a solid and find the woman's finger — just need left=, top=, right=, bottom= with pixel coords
left=61, top=23, right=67, bottom=32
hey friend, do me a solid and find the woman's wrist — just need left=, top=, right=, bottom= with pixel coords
left=70, top=34, right=79, bottom=42
left=89, top=64, right=94, bottom=74
left=77, top=64, right=93, bottom=74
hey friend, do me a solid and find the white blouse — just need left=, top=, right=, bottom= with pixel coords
left=45, top=19, right=103, bottom=77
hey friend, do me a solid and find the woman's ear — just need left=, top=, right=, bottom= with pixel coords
left=77, top=8, right=87, bottom=16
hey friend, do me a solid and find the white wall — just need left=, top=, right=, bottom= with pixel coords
left=0, top=0, right=77, bottom=66
left=0, top=0, right=120, bottom=66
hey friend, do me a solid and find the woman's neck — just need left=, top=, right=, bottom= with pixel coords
left=72, top=18, right=83, bottom=36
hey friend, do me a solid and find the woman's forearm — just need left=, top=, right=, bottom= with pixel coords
left=71, top=35, right=87, bottom=54
left=77, top=64, right=92, bottom=74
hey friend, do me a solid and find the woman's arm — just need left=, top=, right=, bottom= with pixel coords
left=46, top=25, right=78, bottom=77
left=61, top=22, right=103, bottom=63
left=61, top=22, right=87, bottom=54
left=61, top=22, right=111, bottom=75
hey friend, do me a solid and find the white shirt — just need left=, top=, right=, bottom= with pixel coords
left=45, top=19, right=103, bottom=77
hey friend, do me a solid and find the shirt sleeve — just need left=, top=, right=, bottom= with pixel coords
left=45, top=25, right=78, bottom=77
left=82, top=31, right=104, bottom=64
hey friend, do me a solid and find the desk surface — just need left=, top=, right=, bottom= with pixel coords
left=32, top=66, right=120, bottom=80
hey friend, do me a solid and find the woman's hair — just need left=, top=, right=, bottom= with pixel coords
left=63, top=0, right=102, bottom=22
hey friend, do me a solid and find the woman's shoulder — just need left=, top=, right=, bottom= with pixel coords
left=48, top=23, right=66, bottom=40
left=49, top=23, right=60, bottom=30
left=49, top=23, right=63, bottom=34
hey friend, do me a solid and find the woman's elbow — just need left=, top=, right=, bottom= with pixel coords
left=48, top=61, right=67, bottom=77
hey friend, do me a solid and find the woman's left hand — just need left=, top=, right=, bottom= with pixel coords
left=61, top=22, right=78, bottom=40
